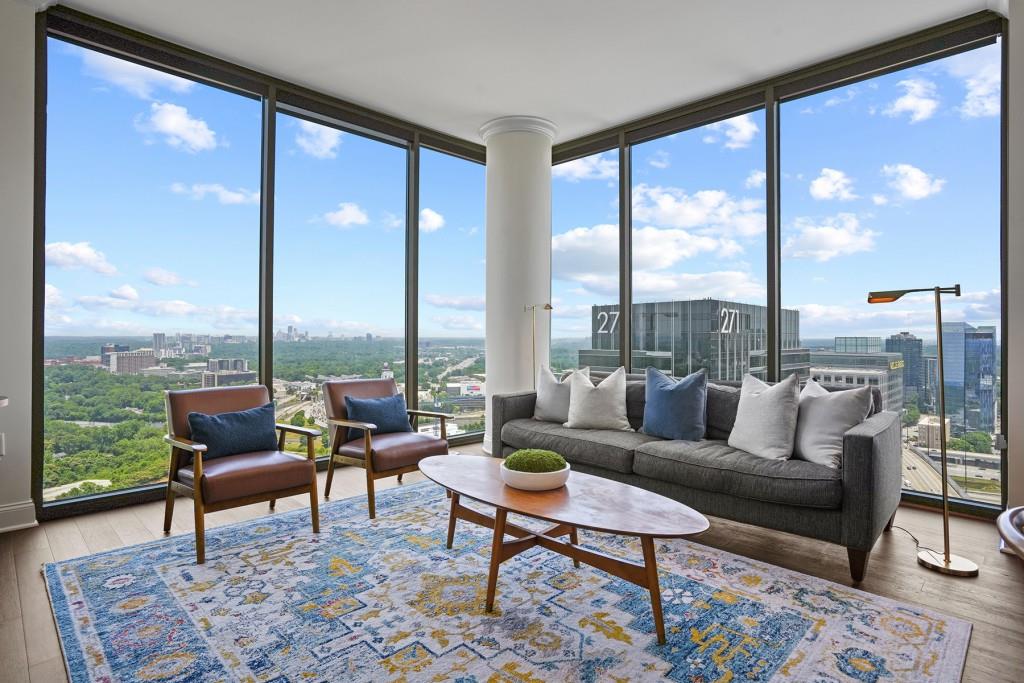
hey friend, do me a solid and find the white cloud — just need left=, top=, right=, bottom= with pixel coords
left=170, top=182, right=259, bottom=205
left=144, top=267, right=190, bottom=286
left=45, top=284, right=66, bottom=309
left=648, top=150, right=670, bottom=169
left=80, top=49, right=193, bottom=99
left=633, top=270, right=765, bottom=302
left=631, top=183, right=765, bottom=237
left=424, top=294, right=485, bottom=311
left=881, top=163, right=945, bottom=200
left=382, top=211, right=404, bottom=230
left=295, top=120, right=342, bottom=159
left=809, top=168, right=857, bottom=201
left=745, top=170, right=766, bottom=189
left=45, top=241, right=116, bottom=275
left=552, top=152, right=618, bottom=182
left=783, top=213, right=877, bottom=262
left=138, top=102, right=218, bottom=153
left=432, top=315, right=482, bottom=332
left=824, top=87, right=859, bottom=108
left=944, top=45, right=1000, bottom=119
left=871, top=194, right=889, bottom=206
left=419, top=208, right=446, bottom=232
left=702, top=113, right=759, bottom=149
left=884, top=79, right=939, bottom=123
left=110, top=284, right=139, bottom=301
left=323, top=202, right=369, bottom=228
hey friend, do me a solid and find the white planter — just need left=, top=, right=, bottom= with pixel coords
left=500, top=461, right=570, bottom=491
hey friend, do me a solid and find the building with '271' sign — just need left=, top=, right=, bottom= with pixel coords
left=579, top=299, right=811, bottom=382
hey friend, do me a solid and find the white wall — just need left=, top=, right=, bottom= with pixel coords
left=0, top=0, right=39, bottom=532
left=1008, top=1, right=1024, bottom=507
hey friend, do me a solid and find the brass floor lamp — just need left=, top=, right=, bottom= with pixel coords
left=867, top=284, right=979, bottom=577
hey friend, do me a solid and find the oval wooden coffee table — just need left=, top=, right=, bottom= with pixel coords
left=419, top=454, right=709, bottom=644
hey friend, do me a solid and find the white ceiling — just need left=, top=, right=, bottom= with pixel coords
left=59, top=0, right=1002, bottom=144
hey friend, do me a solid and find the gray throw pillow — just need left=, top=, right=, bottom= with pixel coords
left=565, top=366, right=631, bottom=431
left=534, top=366, right=589, bottom=423
left=728, top=373, right=800, bottom=460
left=794, top=378, right=873, bottom=468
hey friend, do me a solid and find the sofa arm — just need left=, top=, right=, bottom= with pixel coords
left=490, top=391, right=537, bottom=455
left=841, top=410, right=902, bottom=550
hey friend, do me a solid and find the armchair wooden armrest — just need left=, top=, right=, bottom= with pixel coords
left=407, top=409, right=455, bottom=421
left=276, top=423, right=321, bottom=438
left=328, top=418, right=378, bottom=431
left=164, top=435, right=208, bottom=454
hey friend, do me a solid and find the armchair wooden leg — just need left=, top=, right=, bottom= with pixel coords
left=269, top=499, right=276, bottom=510
left=193, top=498, right=206, bottom=565
left=397, top=473, right=403, bottom=484
left=162, top=485, right=175, bottom=534
left=324, top=455, right=336, bottom=499
left=309, top=481, right=320, bottom=533
left=366, top=470, right=376, bottom=520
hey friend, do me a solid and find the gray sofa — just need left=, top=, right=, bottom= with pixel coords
left=491, top=373, right=902, bottom=582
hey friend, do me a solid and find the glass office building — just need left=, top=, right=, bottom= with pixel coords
left=943, top=322, right=997, bottom=433
left=577, top=299, right=809, bottom=382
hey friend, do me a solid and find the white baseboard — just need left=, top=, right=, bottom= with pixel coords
left=0, top=499, right=37, bottom=534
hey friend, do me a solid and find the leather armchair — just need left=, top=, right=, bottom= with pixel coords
left=322, top=378, right=452, bottom=518
left=163, top=384, right=320, bottom=563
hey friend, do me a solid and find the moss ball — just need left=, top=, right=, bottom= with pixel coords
left=504, top=449, right=567, bottom=473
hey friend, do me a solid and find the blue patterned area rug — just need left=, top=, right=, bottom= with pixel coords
left=46, top=481, right=970, bottom=682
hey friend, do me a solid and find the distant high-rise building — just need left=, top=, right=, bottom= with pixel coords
left=578, top=299, right=810, bottom=382
left=942, top=322, right=996, bottom=433
left=100, top=343, right=130, bottom=367
left=366, top=333, right=374, bottom=342
left=918, top=415, right=951, bottom=450
left=152, top=333, right=166, bottom=357
left=886, top=331, right=923, bottom=401
left=207, top=358, right=249, bottom=372
left=834, top=337, right=882, bottom=354
left=109, top=349, right=157, bottom=375
left=810, top=350, right=904, bottom=411
left=201, top=370, right=258, bottom=388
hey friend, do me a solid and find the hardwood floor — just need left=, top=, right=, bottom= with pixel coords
left=1, top=445, right=1022, bottom=682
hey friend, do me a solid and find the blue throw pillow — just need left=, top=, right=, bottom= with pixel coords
left=186, top=402, right=279, bottom=461
left=344, top=394, right=413, bottom=442
left=642, top=367, right=707, bottom=441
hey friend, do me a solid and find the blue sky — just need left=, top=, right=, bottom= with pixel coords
left=551, top=40, right=1001, bottom=342
left=45, top=37, right=1001, bottom=346
left=44, top=38, right=484, bottom=340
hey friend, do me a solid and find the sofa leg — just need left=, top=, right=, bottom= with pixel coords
left=848, top=548, right=869, bottom=583
left=884, top=511, right=896, bottom=532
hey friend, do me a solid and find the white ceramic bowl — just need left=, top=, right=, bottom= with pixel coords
left=500, top=461, right=571, bottom=491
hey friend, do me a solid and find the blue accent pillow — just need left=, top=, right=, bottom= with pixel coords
left=642, top=367, right=707, bottom=441
left=344, top=394, right=413, bottom=442
left=186, top=402, right=278, bottom=461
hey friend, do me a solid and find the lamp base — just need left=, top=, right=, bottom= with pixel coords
left=916, top=549, right=979, bottom=577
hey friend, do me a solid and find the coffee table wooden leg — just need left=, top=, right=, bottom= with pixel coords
left=446, top=491, right=460, bottom=549
left=569, top=526, right=581, bottom=568
left=641, top=536, right=666, bottom=645
left=485, top=508, right=508, bottom=612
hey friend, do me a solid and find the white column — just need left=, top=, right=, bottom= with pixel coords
left=481, top=116, right=557, bottom=454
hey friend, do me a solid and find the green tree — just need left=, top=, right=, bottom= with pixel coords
left=964, top=431, right=992, bottom=454
left=902, top=404, right=920, bottom=426
left=291, top=410, right=307, bottom=427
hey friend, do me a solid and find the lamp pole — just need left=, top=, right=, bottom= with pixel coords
left=933, top=287, right=952, bottom=567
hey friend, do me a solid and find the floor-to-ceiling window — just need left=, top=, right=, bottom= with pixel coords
left=272, top=113, right=407, bottom=454
left=551, top=150, right=621, bottom=372
left=418, top=148, right=486, bottom=436
left=42, top=40, right=261, bottom=501
left=629, top=112, right=778, bottom=381
left=780, top=40, right=1003, bottom=504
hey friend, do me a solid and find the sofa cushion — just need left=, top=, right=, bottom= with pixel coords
left=501, top=418, right=661, bottom=474
left=566, top=367, right=632, bottom=430
left=633, top=439, right=842, bottom=509
left=728, top=374, right=800, bottom=460
left=642, top=367, right=707, bottom=441
left=705, top=383, right=741, bottom=440
left=535, top=366, right=589, bottom=423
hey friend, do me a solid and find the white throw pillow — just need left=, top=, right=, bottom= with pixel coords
left=534, top=366, right=590, bottom=423
left=728, top=373, right=800, bottom=460
left=564, top=366, right=632, bottom=431
left=794, top=378, right=873, bottom=468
